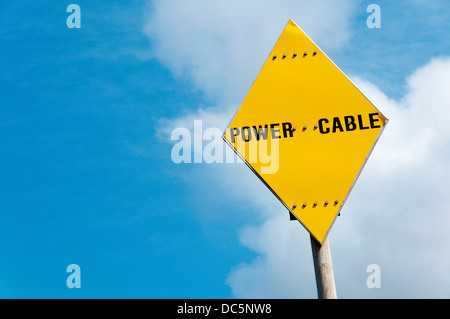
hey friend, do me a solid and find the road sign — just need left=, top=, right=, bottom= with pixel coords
left=223, top=19, right=388, bottom=244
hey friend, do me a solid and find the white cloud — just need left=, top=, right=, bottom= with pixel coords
left=331, top=57, right=450, bottom=298
left=217, top=57, right=450, bottom=299
left=144, top=0, right=357, bottom=103
left=225, top=57, right=450, bottom=298
left=226, top=212, right=321, bottom=298
left=158, top=57, right=450, bottom=299
left=144, top=0, right=450, bottom=298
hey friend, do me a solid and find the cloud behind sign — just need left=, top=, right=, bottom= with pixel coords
left=144, top=0, right=450, bottom=298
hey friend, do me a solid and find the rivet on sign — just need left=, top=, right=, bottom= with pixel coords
left=325, top=201, right=329, bottom=206
left=302, top=203, right=307, bottom=208
left=303, top=52, right=308, bottom=56
left=293, top=127, right=297, bottom=132
left=335, top=200, right=339, bottom=205
left=293, top=53, right=297, bottom=58
left=273, top=55, right=277, bottom=60
left=283, top=54, right=287, bottom=59
left=314, top=125, right=318, bottom=129
left=313, top=51, right=317, bottom=56
left=313, top=202, right=317, bottom=207
left=293, top=204, right=297, bottom=209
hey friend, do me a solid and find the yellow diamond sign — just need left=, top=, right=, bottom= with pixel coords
left=223, top=19, right=388, bottom=244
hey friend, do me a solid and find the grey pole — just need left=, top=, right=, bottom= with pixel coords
left=310, top=235, right=337, bottom=299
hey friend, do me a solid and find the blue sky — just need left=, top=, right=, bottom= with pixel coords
left=1, top=1, right=450, bottom=298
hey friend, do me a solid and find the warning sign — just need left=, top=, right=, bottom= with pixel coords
left=223, top=19, right=388, bottom=244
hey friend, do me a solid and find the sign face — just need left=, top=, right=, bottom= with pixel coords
left=223, top=19, right=388, bottom=244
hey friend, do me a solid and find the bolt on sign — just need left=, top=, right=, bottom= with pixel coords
left=223, top=19, right=388, bottom=244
